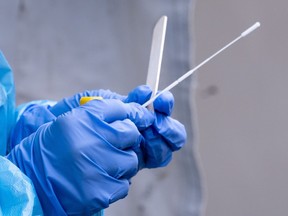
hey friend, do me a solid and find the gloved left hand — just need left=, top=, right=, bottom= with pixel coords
left=7, top=99, right=154, bottom=215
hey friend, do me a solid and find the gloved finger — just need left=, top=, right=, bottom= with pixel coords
left=108, top=178, right=130, bottom=205
left=153, top=91, right=174, bottom=116
left=154, top=113, right=187, bottom=151
left=95, top=146, right=138, bottom=179
left=141, top=128, right=173, bottom=168
left=83, top=99, right=154, bottom=130
left=104, top=119, right=142, bottom=150
left=51, top=157, right=131, bottom=213
left=49, top=89, right=125, bottom=117
left=64, top=159, right=131, bottom=212
left=84, top=176, right=130, bottom=210
left=123, top=85, right=174, bottom=116
left=111, top=150, right=138, bottom=179
left=123, top=85, right=152, bottom=105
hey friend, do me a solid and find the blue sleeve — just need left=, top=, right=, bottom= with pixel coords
left=0, top=51, right=15, bottom=156
left=0, top=51, right=44, bottom=215
left=0, top=156, right=43, bottom=215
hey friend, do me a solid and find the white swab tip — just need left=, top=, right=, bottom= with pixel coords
left=254, top=22, right=261, bottom=29
left=241, top=22, right=261, bottom=37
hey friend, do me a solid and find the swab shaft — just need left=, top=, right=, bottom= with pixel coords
left=142, top=35, right=242, bottom=107
left=241, top=22, right=260, bottom=37
left=142, top=22, right=260, bottom=107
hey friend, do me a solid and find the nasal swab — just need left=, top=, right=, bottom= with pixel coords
left=142, top=22, right=261, bottom=107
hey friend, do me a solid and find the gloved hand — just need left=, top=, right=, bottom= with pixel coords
left=9, top=87, right=152, bottom=149
left=7, top=99, right=154, bottom=215
left=49, top=85, right=186, bottom=169
left=9, top=89, right=134, bottom=149
left=11, top=85, right=187, bottom=169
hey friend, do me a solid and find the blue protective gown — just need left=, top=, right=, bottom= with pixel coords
left=0, top=51, right=43, bottom=215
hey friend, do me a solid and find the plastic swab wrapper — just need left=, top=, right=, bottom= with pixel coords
left=142, top=22, right=261, bottom=107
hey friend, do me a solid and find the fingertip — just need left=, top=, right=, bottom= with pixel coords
left=125, top=85, right=152, bottom=104
left=154, top=91, right=174, bottom=116
left=171, top=123, right=187, bottom=151
left=155, top=114, right=187, bottom=151
left=108, top=119, right=142, bottom=150
left=141, top=128, right=173, bottom=168
left=109, top=179, right=130, bottom=204
left=126, top=102, right=155, bottom=130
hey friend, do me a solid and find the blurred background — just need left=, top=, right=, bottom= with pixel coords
left=195, top=0, right=288, bottom=215
left=1, top=0, right=288, bottom=215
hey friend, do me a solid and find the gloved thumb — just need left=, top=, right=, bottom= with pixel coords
left=124, top=85, right=152, bottom=105
left=153, top=91, right=174, bottom=116
left=82, top=99, right=155, bottom=130
left=124, top=85, right=174, bottom=116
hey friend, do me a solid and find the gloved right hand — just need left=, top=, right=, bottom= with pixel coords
left=49, top=86, right=186, bottom=169
left=7, top=99, right=154, bottom=215
left=12, top=86, right=186, bottom=171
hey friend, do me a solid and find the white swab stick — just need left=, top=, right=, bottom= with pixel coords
left=142, top=22, right=261, bottom=107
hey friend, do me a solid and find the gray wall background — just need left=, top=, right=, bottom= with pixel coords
left=195, top=0, right=288, bottom=216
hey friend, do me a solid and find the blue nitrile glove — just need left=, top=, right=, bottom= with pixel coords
left=9, top=88, right=148, bottom=150
left=12, top=85, right=186, bottom=170
left=7, top=99, right=154, bottom=215
left=10, top=100, right=57, bottom=150
left=50, top=85, right=186, bottom=169
left=49, top=85, right=186, bottom=168
left=125, top=88, right=187, bottom=169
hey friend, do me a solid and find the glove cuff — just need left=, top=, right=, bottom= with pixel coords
left=9, top=100, right=56, bottom=151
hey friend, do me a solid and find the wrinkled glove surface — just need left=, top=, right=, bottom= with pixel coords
left=13, top=85, right=187, bottom=169
left=8, top=86, right=186, bottom=214
left=8, top=99, right=154, bottom=215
